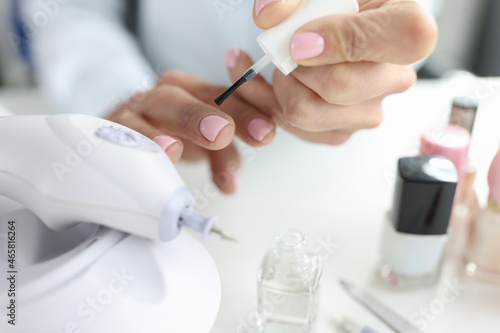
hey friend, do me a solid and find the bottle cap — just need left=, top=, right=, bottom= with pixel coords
left=488, top=149, right=500, bottom=205
left=256, top=0, right=359, bottom=75
left=391, top=156, right=457, bottom=235
left=449, top=96, right=478, bottom=134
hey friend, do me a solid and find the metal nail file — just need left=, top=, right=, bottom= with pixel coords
left=339, top=279, right=418, bottom=333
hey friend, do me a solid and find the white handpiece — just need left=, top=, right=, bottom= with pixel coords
left=0, top=114, right=220, bottom=242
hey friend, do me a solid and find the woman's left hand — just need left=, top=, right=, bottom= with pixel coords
left=223, top=0, right=438, bottom=145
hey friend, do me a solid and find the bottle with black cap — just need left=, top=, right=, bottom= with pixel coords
left=380, top=156, right=458, bottom=288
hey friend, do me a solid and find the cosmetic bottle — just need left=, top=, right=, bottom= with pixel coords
left=465, top=149, right=500, bottom=283
left=380, top=156, right=457, bottom=288
left=446, top=97, right=482, bottom=258
left=448, top=96, right=479, bottom=203
left=257, top=229, right=322, bottom=333
left=420, top=125, right=470, bottom=203
left=419, top=124, right=471, bottom=256
left=449, top=97, right=478, bottom=134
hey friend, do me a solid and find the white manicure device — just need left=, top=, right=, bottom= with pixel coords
left=0, top=114, right=234, bottom=242
left=0, top=113, right=222, bottom=333
left=215, top=0, right=359, bottom=105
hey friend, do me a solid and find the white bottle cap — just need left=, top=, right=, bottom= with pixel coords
left=256, top=0, right=359, bottom=75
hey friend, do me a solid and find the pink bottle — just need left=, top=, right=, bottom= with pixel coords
left=420, top=125, right=470, bottom=203
left=466, top=148, right=500, bottom=283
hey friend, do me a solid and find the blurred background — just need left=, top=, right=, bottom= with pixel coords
left=0, top=0, right=499, bottom=88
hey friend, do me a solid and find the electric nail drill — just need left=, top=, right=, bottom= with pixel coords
left=0, top=113, right=224, bottom=333
left=0, top=113, right=234, bottom=242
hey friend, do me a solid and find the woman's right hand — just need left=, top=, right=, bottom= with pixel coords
left=107, top=70, right=277, bottom=194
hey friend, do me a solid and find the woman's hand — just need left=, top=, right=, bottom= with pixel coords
left=226, top=0, right=438, bottom=144
left=107, top=70, right=276, bottom=193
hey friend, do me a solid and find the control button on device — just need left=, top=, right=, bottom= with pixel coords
left=96, top=125, right=144, bottom=147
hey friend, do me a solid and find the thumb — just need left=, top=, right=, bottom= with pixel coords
left=253, top=0, right=303, bottom=29
left=291, top=1, right=438, bottom=66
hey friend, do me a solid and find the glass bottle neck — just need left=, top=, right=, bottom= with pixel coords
left=273, top=229, right=308, bottom=263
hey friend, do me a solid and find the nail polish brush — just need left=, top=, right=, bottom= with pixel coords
left=214, top=0, right=359, bottom=106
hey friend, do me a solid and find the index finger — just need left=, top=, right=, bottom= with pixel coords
left=290, top=1, right=438, bottom=66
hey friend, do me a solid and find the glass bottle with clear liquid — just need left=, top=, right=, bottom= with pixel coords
left=257, top=229, right=323, bottom=333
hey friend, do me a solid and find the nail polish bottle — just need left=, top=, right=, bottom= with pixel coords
left=448, top=97, right=479, bottom=205
left=380, top=156, right=458, bottom=288
left=419, top=124, right=471, bottom=256
left=465, top=148, right=500, bottom=283
left=257, top=229, right=322, bottom=333
left=446, top=97, right=482, bottom=259
left=420, top=125, right=470, bottom=203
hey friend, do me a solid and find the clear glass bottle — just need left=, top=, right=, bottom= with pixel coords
left=257, top=229, right=322, bottom=333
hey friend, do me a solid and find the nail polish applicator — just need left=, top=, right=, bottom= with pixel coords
left=214, top=0, right=359, bottom=106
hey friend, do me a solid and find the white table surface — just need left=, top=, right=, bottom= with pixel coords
left=1, top=75, right=500, bottom=333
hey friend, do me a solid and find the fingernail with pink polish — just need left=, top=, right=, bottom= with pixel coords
left=247, top=118, right=274, bottom=142
left=153, top=135, right=177, bottom=151
left=225, top=48, right=240, bottom=69
left=255, top=0, right=282, bottom=16
left=291, top=32, right=325, bottom=60
left=200, top=115, right=230, bottom=142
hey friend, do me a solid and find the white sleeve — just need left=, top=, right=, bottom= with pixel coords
left=23, top=0, right=155, bottom=117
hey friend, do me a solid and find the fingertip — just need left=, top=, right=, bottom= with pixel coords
left=247, top=118, right=276, bottom=145
left=209, top=145, right=241, bottom=194
left=407, top=4, right=439, bottom=61
left=214, top=169, right=241, bottom=194
left=152, top=135, right=184, bottom=163
left=290, top=31, right=326, bottom=63
left=253, top=0, right=302, bottom=29
left=225, top=48, right=255, bottom=82
left=165, top=141, right=183, bottom=163
left=199, top=114, right=235, bottom=148
left=225, top=48, right=240, bottom=70
left=214, top=120, right=236, bottom=148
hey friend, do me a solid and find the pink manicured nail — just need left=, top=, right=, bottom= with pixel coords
left=152, top=135, right=177, bottom=151
left=225, top=48, right=240, bottom=69
left=200, top=115, right=230, bottom=142
left=247, top=118, right=274, bottom=142
left=255, top=0, right=282, bottom=16
left=290, top=32, right=325, bottom=60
